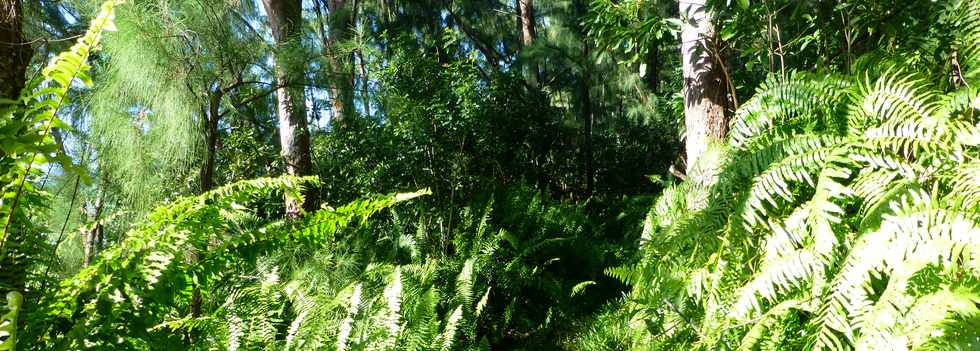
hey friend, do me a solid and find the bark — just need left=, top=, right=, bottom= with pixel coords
left=200, top=90, right=221, bottom=193
left=449, top=7, right=500, bottom=69
left=579, top=48, right=594, bottom=198
left=82, top=185, right=106, bottom=267
left=351, top=0, right=370, bottom=118
left=581, top=76, right=594, bottom=198
left=518, top=0, right=539, bottom=86
left=573, top=0, right=594, bottom=198
left=679, top=0, right=727, bottom=174
left=0, top=0, right=29, bottom=100
left=189, top=89, right=221, bottom=318
left=263, top=0, right=316, bottom=218
left=355, top=49, right=370, bottom=118
left=320, top=0, right=355, bottom=126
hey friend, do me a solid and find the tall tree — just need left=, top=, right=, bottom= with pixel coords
left=263, top=0, right=316, bottom=217
left=679, top=0, right=727, bottom=174
left=573, top=0, right=595, bottom=198
left=314, top=0, right=355, bottom=125
left=518, top=0, right=539, bottom=86
left=0, top=0, right=29, bottom=100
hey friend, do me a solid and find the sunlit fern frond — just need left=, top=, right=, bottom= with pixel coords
left=810, top=189, right=980, bottom=351
left=729, top=73, right=850, bottom=149
left=848, top=70, right=942, bottom=131
left=738, top=142, right=839, bottom=230
left=947, top=161, right=980, bottom=209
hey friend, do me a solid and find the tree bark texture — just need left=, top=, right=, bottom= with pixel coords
left=322, top=0, right=355, bottom=126
left=200, top=90, right=221, bottom=194
left=263, top=0, right=316, bottom=218
left=679, top=0, right=727, bottom=174
left=518, top=0, right=539, bottom=86
left=0, top=0, right=29, bottom=100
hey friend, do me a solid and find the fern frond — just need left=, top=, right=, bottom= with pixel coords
left=733, top=248, right=821, bottom=320
left=740, top=143, right=839, bottom=229
left=729, top=73, right=849, bottom=148
left=737, top=299, right=807, bottom=351
left=811, top=190, right=980, bottom=351
left=850, top=70, right=941, bottom=130
left=947, top=162, right=980, bottom=209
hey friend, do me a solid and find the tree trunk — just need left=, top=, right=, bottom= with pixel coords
left=582, top=78, right=594, bottom=198
left=645, top=44, right=659, bottom=92
left=82, top=184, right=106, bottom=267
left=352, top=0, right=370, bottom=118
left=572, top=0, right=594, bottom=198
left=518, top=0, right=539, bottom=86
left=187, top=89, right=222, bottom=319
left=355, top=49, right=370, bottom=118
left=200, top=90, right=221, bottom=194
left=0, top=0, right=29, bottom=100
left=679, top=0, right=727, bottom=174
left=264, top=0, right=316, bottom=218
left=322, top=0, right=355, bottom=126
left=579, top=49, right=594, bottom=198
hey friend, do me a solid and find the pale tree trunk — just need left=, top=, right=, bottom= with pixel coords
left=679, top=0, right=727, bottom=175
left=352, top=0, right=370, bottom=118
left=518, top=0, right=539, bottom=86
left=0, top=0, right=29, bottom=100
left=317, top=0, right=355, bottom=126
left=263, top=0, right=316, bottom=218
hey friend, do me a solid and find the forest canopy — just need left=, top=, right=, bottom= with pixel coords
left=0, top=0, right=978, bottom=350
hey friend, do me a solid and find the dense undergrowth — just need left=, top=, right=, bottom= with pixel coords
left=1, top=0, right=980, bottom=350
left=576, top=0, right=980, bottom=348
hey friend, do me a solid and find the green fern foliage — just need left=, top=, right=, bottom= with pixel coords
left=597, top=2, right=980, bottom=348
left=23, top=176, right=427, bottom=349
left=0, top=0, right=122, bottom=291
left=0, top=3, right=122, bottom=348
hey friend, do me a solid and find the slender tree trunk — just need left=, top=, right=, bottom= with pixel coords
left=264, top=0, right=316, bottom=218
left=352, top=0, right=370, bottom=118
left=518, top=0, right=539, bottom=86
left=582, top=79, right=594, bottom=198
left=0, top=0, right=29, bottom=100
left=355, top=49, right=370, bottom=118
left=572, top=0, right=594, bottom=198
left=322, top=0, right=355, bottom=126
left=679, top=0, right=727, bottom=174
left=200, top=91, right=221, bottom=194
left=645, top=44, right=659, bottom=92
left=82, top=184, right=106, bottom=267
left=579, top=49, right=594, bottom=198
left=188, top=89, right=222, bottom=319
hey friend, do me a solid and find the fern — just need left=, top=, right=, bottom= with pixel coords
left=615, top=5, right=980, bottom=348
left=24, top=176, right=426, bottom=348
